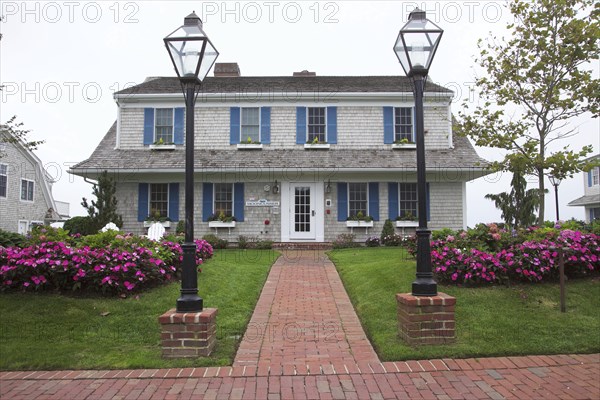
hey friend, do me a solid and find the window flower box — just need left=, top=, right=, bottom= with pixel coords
left=149, top=144, right=176, bottom=150
left=304, top=143, right=330, bottom=150
left=396, top=220, right=418, bottom=228
left=143, top=221, right=171, bottom=228
left=209, top=221, right=236, bottom=228
left=392, top=143, right=416, bottom=150
left=346, top=220, right=374, bottom=228
left=236, top=143, right=263, bottom=150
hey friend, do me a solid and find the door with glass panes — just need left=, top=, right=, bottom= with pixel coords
left=289, top=183, right=316, bottom=240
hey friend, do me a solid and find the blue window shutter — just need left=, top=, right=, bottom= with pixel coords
left=168, top=183, right=179, bottom=221
left=368, top=182, right=379, bottom=221
left=230, top=107, right=241, bottom=144
left=296, top=107, right=307, bottom=144
left=588, top=171, right=593, bottom=187
left=327, top=107, right=337, bottom=144
left=388, top=182, right=398, bottom=220
left=174, top=108, right=184, bottom=145
left=426, top=183, right=431, bottom=221
left=383, top=107, right=394, bottom=144
left=260, top=107, right=271, bottom=144
left=202, top=183, right=213, bottom=222
left=234, top=183, right=245, bottom=222
left=138, top=183, right=149, bottom=222
left=337, top=182, right=348, bottom=222
left=143, top=108, right=154, bottom=145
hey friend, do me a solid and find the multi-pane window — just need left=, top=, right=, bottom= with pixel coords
left=241, top=108, right=260, bottom=143
left=294, top=186, right=311, bottom=232
left=348, top=183, right=368, bottom=218
left=0, top=164, right=7, bottom=198
left=307, top=107, right=326, bottom=143
left=593, top=167, right=599, bottom=186
left=155, top=108, right=174, bottom=143
left=149, top=183, right=169, bottom=219
left=214, top=183, right=233, bottom=217
left=394, top=107, right=413, bottom=142
left=591, top=208, right=600, bottom=221
left=399, top=183, right=418, bottom=218
left=20, top=179, right=34, bottom=202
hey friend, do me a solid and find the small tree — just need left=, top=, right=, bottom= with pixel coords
left=485, top=157, right=545, bottom=229
left=81, top=171, right=123, bottom=231
left=380, top=219, right=395, bottom=243
left=0, top=117, right=45, bottom=158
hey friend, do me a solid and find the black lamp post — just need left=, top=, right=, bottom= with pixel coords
left=548, top=174, right=562, bottom=222
left=394, top=8, right=443, bottom=297
left=164, top=12, right=219, bottom=312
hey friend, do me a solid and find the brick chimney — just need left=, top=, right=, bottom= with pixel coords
left=214, top=63, right=241, bottom=77
left=293, top=70, right=316, bottom=77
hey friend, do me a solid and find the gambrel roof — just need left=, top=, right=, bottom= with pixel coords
left=71, top=75, right=487, bottom=179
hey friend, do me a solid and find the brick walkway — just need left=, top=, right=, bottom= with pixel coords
left=1, top=250, right=599, bottom=399
left=1, top=354, right=598, bottom=399
left=233, top=250, right=379, bottom=373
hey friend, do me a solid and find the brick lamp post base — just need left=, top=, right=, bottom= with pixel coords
left=396, top=293, right=455, bottom=346
left=159, top=308, right=218, bottom=358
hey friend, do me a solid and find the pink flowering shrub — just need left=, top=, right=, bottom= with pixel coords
left=406, top=226, right=599, bottom=285
left=0, top=234, right=213, bottom=295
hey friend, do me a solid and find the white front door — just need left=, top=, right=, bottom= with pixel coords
left=281, top=182, right=324, bottom=242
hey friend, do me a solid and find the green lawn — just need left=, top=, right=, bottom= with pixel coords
left=0, top=249, right=278, bottom=370
left=329, top=247, right=600, bottom=360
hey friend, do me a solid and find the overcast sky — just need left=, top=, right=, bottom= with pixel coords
left=1, top=1, right=598, bottom=225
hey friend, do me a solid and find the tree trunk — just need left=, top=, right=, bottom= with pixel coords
left=537, top=167, right=545, bottom=226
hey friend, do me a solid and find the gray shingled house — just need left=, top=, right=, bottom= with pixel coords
left=1, top=137, right=69, bottom=234
left=568, top=154, right=600, bottom=223
left=69, top=64, right=488, bottom=243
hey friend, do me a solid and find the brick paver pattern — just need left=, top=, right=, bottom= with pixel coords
left=233, top=250, right=380, bottom=372
left=1, top=250, right=599, bottom=399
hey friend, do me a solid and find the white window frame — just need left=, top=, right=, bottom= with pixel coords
left=20, top=178, right=34, bottom=202
left=148, top=183, right=170, bottom=219
left=394, top=107, right=415, bottom=143
left=154, top=108, right=175, bottom=144
left=306, top=107, right=328, bottom=143
left=240, top=107, right=261, bottom=143
left=0, top=163, right=7, bottom=198
left=17, top=220, right=29, bottom=235
left=347, top=183, right=369, bottom=218
left=213, top=183, right=235, bottom=218
left=398, top=182, right=419, bottom=219
left=593, top=167, right=599, bottom=186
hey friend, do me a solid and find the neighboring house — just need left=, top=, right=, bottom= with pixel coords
left=0, top=138, right=70, bottom=234
left=568, top=154, right=600, bottom=223
left=70, top=63, right=489, bottom=243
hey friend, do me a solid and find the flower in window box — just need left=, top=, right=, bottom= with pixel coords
left=207, top=211, right=237, bottom=223
left=244, top=136, right=260, bottom=145
left=153, top=138, right=174, bottom=146
left=347, top=211, right=373, bottom=222
left=145, top=210, right=172, bottom=223
left=396, top=212, right=417, bottom=222
left=393, top=138, right=415, bottom=145
left=307, top=137, right=328, bottom=145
